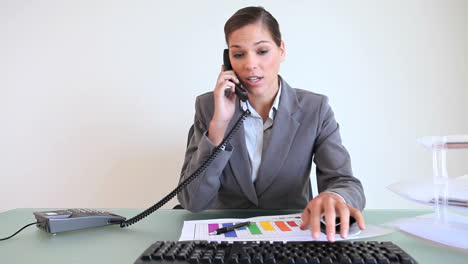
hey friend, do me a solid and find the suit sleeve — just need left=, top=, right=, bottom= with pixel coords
left=313, top=96, right=366, bottom=210
left=177, top=96, right=233, bottom=212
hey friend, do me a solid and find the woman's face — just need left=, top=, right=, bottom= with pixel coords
left=227, top=23, right=285, bottom=98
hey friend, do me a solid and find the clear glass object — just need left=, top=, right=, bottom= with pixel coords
left=418, top=135, right=468, bottom=224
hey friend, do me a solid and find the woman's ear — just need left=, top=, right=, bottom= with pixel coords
left=280, top=40, right=286, bottom=62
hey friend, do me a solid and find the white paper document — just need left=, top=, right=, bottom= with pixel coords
left=389, top=212, right=468, bottom=250
left=179, top=213, right=392, bottom=242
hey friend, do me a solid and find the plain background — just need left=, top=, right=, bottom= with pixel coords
left=1, top=0, right=467, bottom=213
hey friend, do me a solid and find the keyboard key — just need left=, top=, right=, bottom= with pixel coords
left=201, top=256, right=213, bottom=264
left=320, top=256, right=333, bottom=264
left=214, top=257, right=225, bottom=264
left=253, top=254, right=264, bottom=264
left=189, top=256, right=200, bottom=264
left=229, top=256, right=239, bottom=264
left=338, top=255, right=352, bottom=264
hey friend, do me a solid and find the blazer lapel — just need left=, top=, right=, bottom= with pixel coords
left=255, top=78, right=301, bottom=197
left=227, top=102, right=258, bottom=205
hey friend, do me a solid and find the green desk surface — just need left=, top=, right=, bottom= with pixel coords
left=1, top=209, right=467, bottom=263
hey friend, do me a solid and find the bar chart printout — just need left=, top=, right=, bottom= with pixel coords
left=179, top=214, right=362, bottom=241
left=198, top=217, right=306, bottom=241
left=204, top=220, right=301, bottom=240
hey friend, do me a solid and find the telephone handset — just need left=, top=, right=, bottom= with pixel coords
left=223, top=49, right=248, bottom=102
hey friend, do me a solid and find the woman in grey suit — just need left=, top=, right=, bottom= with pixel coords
left=177, top=6, right=366, bottom=242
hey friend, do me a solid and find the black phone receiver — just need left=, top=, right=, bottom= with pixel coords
left=223, top=49, right=248, bottom=102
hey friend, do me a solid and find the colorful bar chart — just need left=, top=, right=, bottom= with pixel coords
left=199, top=219, right=304, bottom=239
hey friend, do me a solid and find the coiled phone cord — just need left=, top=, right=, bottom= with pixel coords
left=120, top=108, right=251, bottom=228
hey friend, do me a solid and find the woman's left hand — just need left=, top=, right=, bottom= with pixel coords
left=300, top=192, right=366, bottom=242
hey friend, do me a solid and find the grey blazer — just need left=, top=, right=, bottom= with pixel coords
left=177, top=77, right=365, bottom=212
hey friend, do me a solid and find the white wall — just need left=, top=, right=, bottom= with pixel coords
left=1, top=0, right=467, bottom=212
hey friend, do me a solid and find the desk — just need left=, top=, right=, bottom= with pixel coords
left=0, top=209, right=467, bottom=263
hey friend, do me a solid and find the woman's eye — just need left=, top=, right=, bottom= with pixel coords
left=233, top=53, right=243, bottom=58
left=258, top=50, right=269, bottom=55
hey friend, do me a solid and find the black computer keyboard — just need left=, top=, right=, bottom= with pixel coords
left=134, top=240, right=417, bottom=264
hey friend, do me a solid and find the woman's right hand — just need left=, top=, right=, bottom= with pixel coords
left=208, top=65, right=240, bottom=145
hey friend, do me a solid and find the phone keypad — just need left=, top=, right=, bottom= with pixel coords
left=69, top=208, right=110, bottom=216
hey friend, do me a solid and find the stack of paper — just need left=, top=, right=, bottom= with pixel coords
left=388, top=212, right=468, bottom=250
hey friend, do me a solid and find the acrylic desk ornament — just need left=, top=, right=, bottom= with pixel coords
left=417, top=134, right=468, bottom=224
left=387, top=134, right=468, bottom=250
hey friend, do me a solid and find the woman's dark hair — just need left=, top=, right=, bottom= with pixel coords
left=224, top=6, right=282, bottom=47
